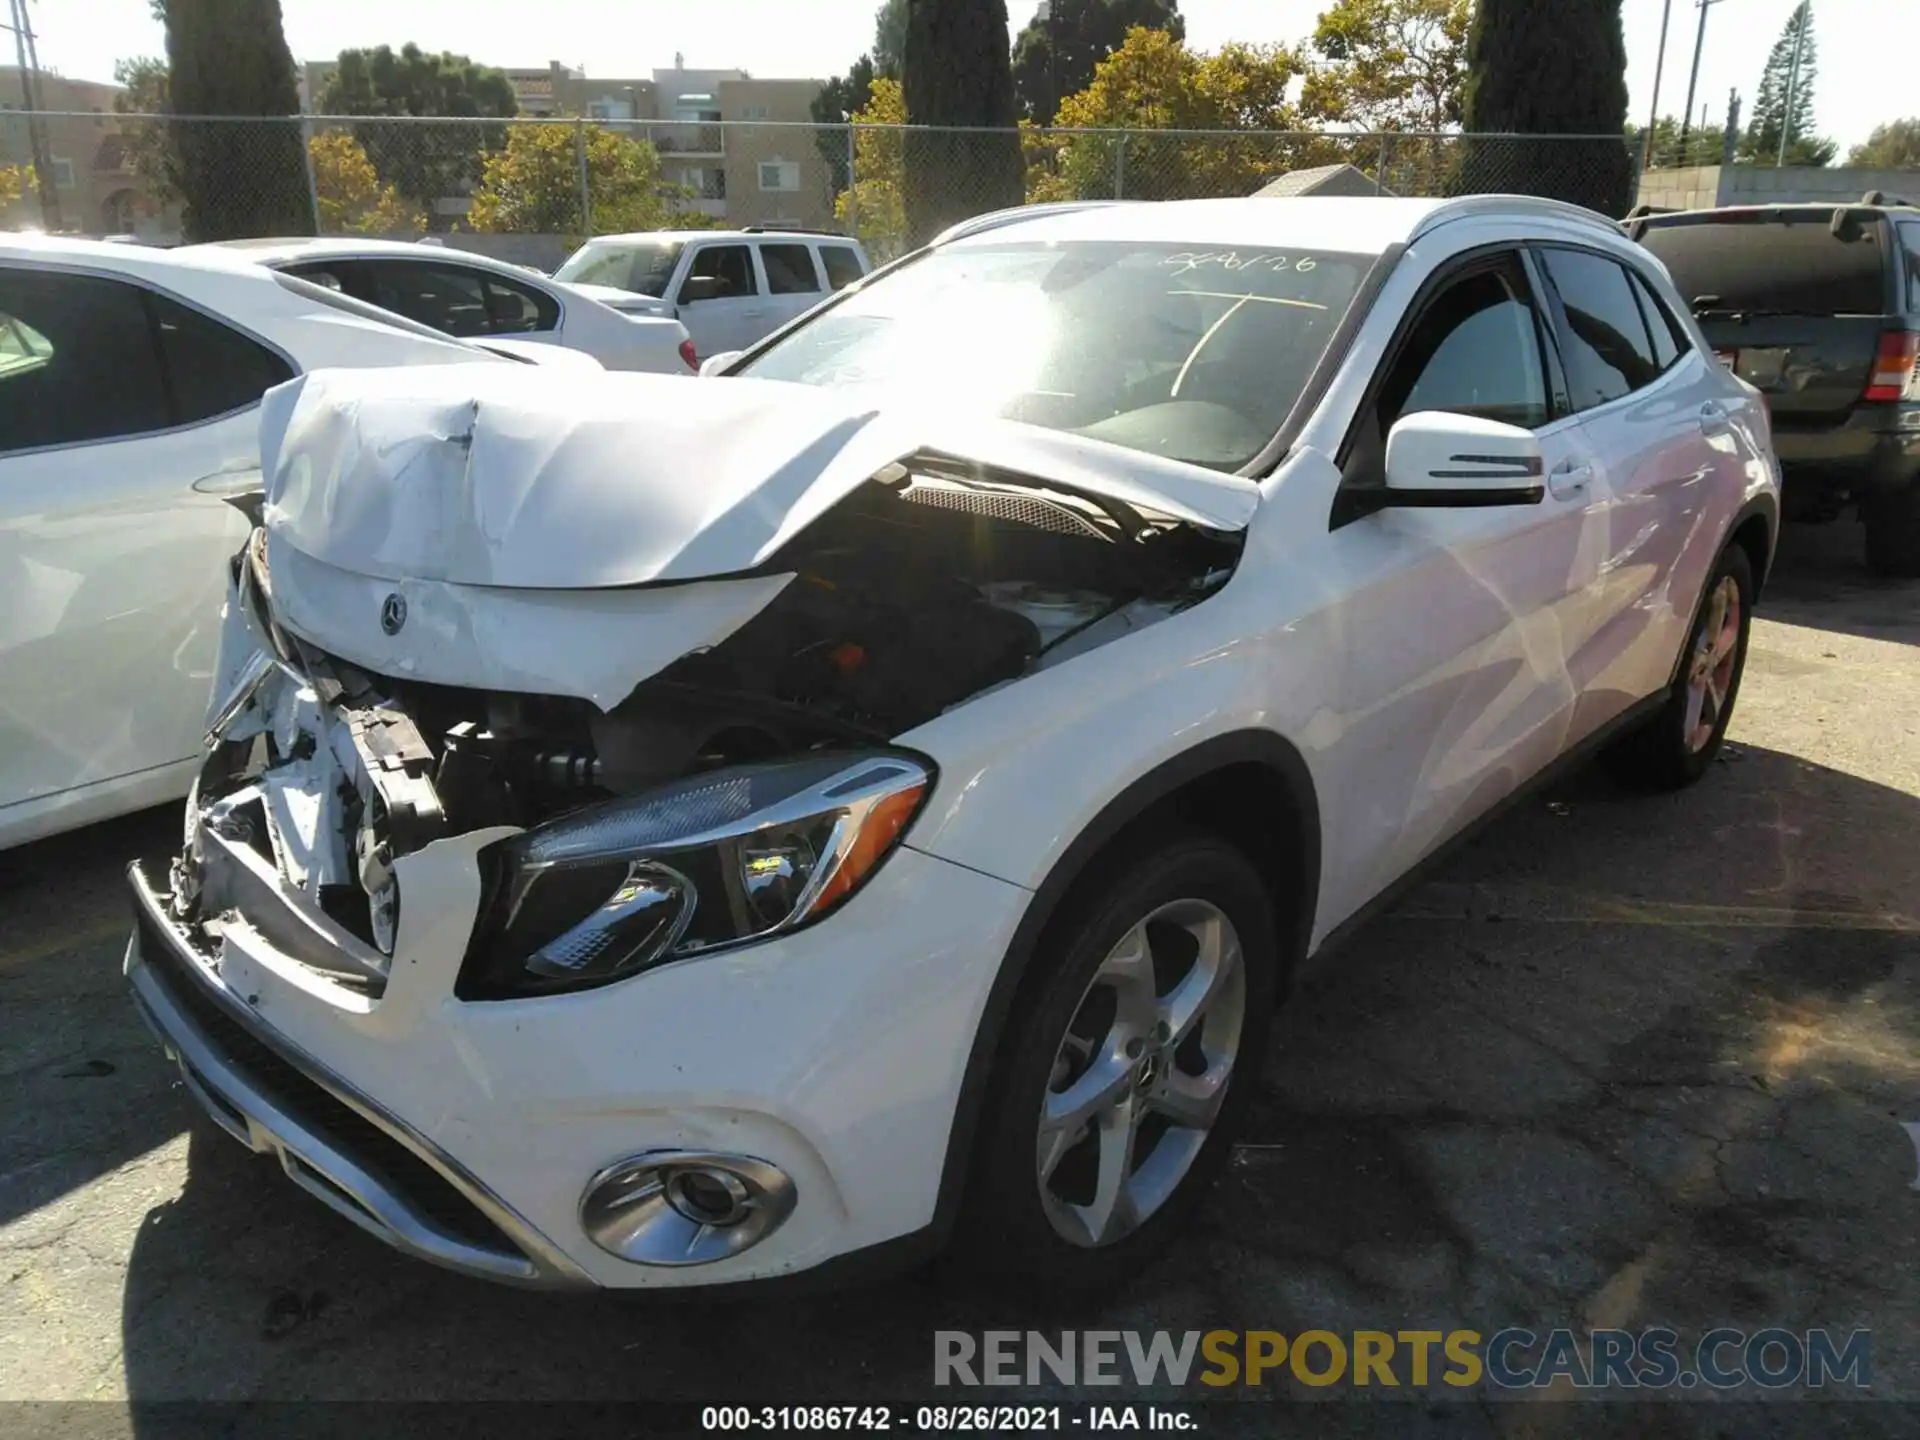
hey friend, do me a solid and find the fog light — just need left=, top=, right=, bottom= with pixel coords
left=580, top=1151, right=796, bottom=1267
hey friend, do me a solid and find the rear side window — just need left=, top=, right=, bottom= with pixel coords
left=1625, top=269, right=1685, bottom=370
left=819, top=245, right=865, bottom=291
left=352, top=260, right=559, bottom=338
left=481, top=272, right=561, bottom=333
left=0, top=268, right=171, bottom=454
left=684, top=244, right=757, bottom=298
left=759, top=243, right=821, bottom=295
left=1538, top=248, right=1663, bottom=410
left=151, top=293, right=293, bottom=424
left=1637, top=216, right=1887, bottom=317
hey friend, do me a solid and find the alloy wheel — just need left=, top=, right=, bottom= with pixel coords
left=1683, top=574, right=1742, bottom=754
left=1035, top=898, right=1246, bottom=1248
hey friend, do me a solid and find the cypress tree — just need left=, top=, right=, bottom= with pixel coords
left=903, top=0, right=1026, bottom=246
left=1453, top=0, right=1633, bottom=217
left=1740, top=4, right=1835, bottom=166
left=165, top=0, right=313, bottom=239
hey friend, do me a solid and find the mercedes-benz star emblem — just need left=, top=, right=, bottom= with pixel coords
left=379, top=593, right=408, bottom=636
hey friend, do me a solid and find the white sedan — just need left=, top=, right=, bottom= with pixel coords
left=126, top=195, right=1778, bottom=1294
left=188, top=238, right=698, bottom=373
left=0, top=235, right=591, bottom=851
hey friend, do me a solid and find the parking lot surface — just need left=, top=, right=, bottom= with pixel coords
left=2, top=523, right=1917, bottom=1435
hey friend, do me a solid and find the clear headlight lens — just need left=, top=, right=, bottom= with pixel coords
left=459, top=751, right=932, bottom=998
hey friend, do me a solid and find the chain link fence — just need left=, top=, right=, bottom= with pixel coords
left=3, top=111, right=1642, bottom=268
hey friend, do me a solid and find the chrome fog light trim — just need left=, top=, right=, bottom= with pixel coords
left=580, top=1151, right=797, bottom=1267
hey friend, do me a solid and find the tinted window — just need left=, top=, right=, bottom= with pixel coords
left=1626, top=268, right=1684, bottom=371
left=760, top=243, right=821, bottom=295
left=684, top=244, right=757, bottom=298
left=739, top=241, right=1369, bottom=471
left=151, top=293, right=293, bottom=423
left=1540, top=248, right=1663, bottom=409
left=819, top=245, right=864, bottom=291
left=1637, top=215, right=1886, bottom=316
left=0, top=268, right=170, bottom=454
left=1382, top=267, right=1551, bottom=432
left=482, top=272, right=560, bottom=333
left=347, top=260, right=558, bottom=339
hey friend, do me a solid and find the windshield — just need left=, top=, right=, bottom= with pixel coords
left=555, top=240, right=686, bottom=298
left=736, top=240, right=1370, bottom=471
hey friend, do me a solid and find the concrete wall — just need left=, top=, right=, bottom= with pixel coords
left=1638, top=164, right=1920, bottom=212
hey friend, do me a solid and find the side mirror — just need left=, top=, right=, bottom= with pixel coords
left=678, top=275, right=724, bottom=304
left=1383, top=411, right=1546, bottom=507
left=698, top=350, right=743, bottom=377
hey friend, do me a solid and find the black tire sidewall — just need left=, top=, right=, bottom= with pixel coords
left=956, top=836, right=1280, bottom=1292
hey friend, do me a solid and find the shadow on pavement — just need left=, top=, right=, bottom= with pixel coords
left=112, top=744, right=1920, bottom=1425
left=1760, top=520, right=1920, bottom=646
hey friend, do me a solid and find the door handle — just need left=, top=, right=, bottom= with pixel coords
left=1548, top=461, right=1593, bottom=498
left=1698, top=401, right=1732, bottom=435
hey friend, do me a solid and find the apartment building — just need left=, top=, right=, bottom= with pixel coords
left=1, top=68, right=173, bottom=236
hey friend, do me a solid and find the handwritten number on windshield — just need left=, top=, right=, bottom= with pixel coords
left=1163, top=251, right=1318, bottom=277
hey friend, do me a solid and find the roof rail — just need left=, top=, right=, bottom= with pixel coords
left=1410, top=192, right=1623, bottom=243
left=1860, top=189, right=1917, bottom=209
left=739, top=224, right=850, bottom=237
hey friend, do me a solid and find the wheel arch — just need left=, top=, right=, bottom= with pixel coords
left=1728, top=493, right=1778, bottom=599
left=927, top=728, right=1321, bottom=1240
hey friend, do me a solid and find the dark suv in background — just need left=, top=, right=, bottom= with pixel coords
left=1631, top=195, right=1920, bottom=575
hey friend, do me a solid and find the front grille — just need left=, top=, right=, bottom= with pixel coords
left=139, top=907, right=516, bottom=1255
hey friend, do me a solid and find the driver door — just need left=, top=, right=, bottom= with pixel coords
left=1314, top=249, right=1609, bottom=926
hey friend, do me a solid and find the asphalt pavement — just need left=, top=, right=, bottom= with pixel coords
left=1, top=520, right=1916, bottom=1436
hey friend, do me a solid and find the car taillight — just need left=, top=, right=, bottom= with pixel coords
left=1865, top=329, right=1918, bottom=402
left=679, top=338, right=699, bottom=373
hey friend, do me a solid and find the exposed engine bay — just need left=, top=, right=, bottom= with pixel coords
left=183, top=459, right=1239, bottom=967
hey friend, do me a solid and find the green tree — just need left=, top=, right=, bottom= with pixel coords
left=811, top=54, right=877, bottom=193
left=1300, top=0, right=1469, bottom=133
left=1010, top=0, right=1185, bottom=123
left=903, top=0, right=1026, bottom=246
left=0, top=163, right=32, bottom=209
left=1740, top=3, right=1835, bottom=166
left=318, top=44, right=519, bottom=222
left=1035, top=28, right=1310, bottom=202
left=834, top=78, right=910, bottom=259
left=164, top=0, right=313, bottom=240
left=111, top=57, right=183, bottom=206
left=1849, top=118, right=1920, bottom=170
left=1453, top=0, right=1633, bottom=217
left=1629, top=113, right=1731, bottom=169
left=466, top=123, right=696, bottom=243
left=874, top=0, right=910, bottom=78
left=310, top=132, right=426, bottom=234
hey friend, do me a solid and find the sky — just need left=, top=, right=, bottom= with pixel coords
left=18, top=0, right=1906, bottom=153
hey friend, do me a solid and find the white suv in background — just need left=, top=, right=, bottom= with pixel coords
left=555, top=228, right=871, bottom=358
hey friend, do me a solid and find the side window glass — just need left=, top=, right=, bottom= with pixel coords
left=0, top=269, right=170, bottom=454
left=1626, top=269, right=1683, bottom=371
left=482, top=275, right=560, bottom=333
left=151, top=293, right=294, bottom=424
left=685, top=244, right=758, bottom=298
left=1539, top=248, right=1662, bottom=408
left=1380, top=267, right=1551, bottom=433
left=1900, top=222, right=1920, bottom=313
left=362, top=260, right=493, bottom=338
left=760, top=243, right=821, bottom=295
left=819, top=245, right=865, bottom=291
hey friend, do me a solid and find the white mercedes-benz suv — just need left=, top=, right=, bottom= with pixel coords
left=125, top=195, right=1779, bottom=1293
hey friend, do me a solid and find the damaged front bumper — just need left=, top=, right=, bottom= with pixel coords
left=125, top=550, right=1032, bottom=1288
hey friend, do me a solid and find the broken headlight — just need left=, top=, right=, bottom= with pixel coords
left=459, top=751, right=932, bottom=998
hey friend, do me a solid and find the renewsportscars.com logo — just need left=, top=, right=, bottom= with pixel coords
left=933, top=1328, right=1873, bottom=1391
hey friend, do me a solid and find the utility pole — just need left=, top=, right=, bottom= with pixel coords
left=1776, top=0, right=1808, bottom=166
left=1644, top=0, right=1675, bottom=170
left=1678, top=0, right=1724, bottom=159
left=3, top=0, right=60, bottom=229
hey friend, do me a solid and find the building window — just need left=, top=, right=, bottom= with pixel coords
left=758, top=160, right=800, bottom=193
left=52, top=158, right=76, bottom=190
left=738, top=104, right=769, bottom=121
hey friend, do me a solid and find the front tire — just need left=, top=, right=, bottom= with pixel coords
left=1601, top=542, right=1754, bottom=791
left=953, top=835, right=1280, bottom=1295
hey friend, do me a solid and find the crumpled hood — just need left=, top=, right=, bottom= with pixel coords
left=257, top=364, right=1258, bottom=589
